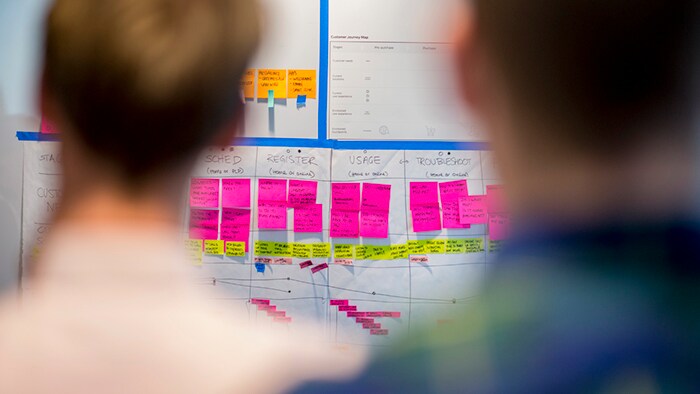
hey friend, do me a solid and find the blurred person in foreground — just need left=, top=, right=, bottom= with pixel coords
left=295, top=0, right=700, bottom=393
left=0, top=0, right=363, bottom=392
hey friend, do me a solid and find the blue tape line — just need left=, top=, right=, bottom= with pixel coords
left=318, top=0, right=329, bottom=143
left=16, top=131, right=61, bottom=142
left=255, top=263, right=266, bottom=273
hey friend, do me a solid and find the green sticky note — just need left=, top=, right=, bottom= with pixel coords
left=184, top=239, right=203, bottom=266
left=368, top=246, right=393, bottom=261
left=268, top=89, right=275, bottom=108
left=407, top=240, right=427, bottom=255
left=255, top=241, right=274, bottom=256
left=466, top=238, right=486, bottom=253
left=390, top=244, right=409, bottom=260
left=334, top=244, right=354, bottom=259
left=446, top=239, right=467, bottom=254
left=424, top=240, right=446, bottom=254
left=271, top=242, right=291, bottom=257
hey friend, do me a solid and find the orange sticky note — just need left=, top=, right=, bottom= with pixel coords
left=257, top=69, right=287, bottom=99
left=241, top=69, right=255, bottom=99
left=288, top=70, right=317, bottom=99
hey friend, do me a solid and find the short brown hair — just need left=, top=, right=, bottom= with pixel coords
left=474, top=0, right=699, bottom=153
left=44, top=0, right=260, bottom=186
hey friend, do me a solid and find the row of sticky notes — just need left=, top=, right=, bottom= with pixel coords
left=252, top=239, right=485, bottom=261
left=189, top=208, right=252, bottom=251
left=409, top=181, right=511, bottom=241
left=331, top=182, right=392, bottom=239
left=190, top=178, right=251, bottom=209
left=241, top=69, right=317, bottom=100
left=184, top=239, right=247, bottom=266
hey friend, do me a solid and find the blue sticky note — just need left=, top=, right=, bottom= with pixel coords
left=255, top=263, right=266, bottom=273
left=297, top=95, right=307, bottom=105
left=267, top=90, right=274, bottom=108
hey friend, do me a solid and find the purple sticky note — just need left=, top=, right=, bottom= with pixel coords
left=486, top=185, right=506, bottom=214
left=294, top=204, right=323, bottom=233
left=442, top=202, right=471, bottom=229
left=222, top=179, right=251, bottom=208
left=411, top=205, right=442, bottom=233
left=258, top=201, right=287, bottom=230
left=360, top=209, right=390, bottom=238
left=361, top=183, right=392, bottom=211
left=288, top=180, right=318, bottom=207
left=190, top=178, right=220, bottom=208
left=410, top=182, right=439, bottom=209
left=439, top=180, right=469, bottom=204
left=220, top=208, right=251, bottom=251
left=258, top=179, right=287, bottom=202
left=459, top=196, right=488, bottom=225
left=489, top=213, right=511, bottom=241
left=189, top=209, right=219, bottom=239
left=332, top=183, right=361, bottom=211
left=330, top=209, right=360, bottom=238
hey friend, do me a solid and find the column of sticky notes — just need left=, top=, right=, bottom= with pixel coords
left=241, top=68, right=317, bottom=106
left=188, top=178, right=252, bottom=260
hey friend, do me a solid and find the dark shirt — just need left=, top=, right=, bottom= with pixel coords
left=293, top=220, right=700, bottom=393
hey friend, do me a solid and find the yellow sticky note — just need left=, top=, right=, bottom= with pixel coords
left=241, top=69, right=255, bottom=99
left=424, top=240, right=447, bottom=254
left=407, top=240, right=427, bottom=255
left=292, top=243, right=313, bottom=259
left=185, top=239, right=203, bottom=266
left=466, top=238, right=486, bottom=253
left=204, top=240, right=225, bottom=255
left=225, top=241, right=246, bottom=257
left=446, top=239, right=467, bottom=254
left=255, top=241, right=274, bottom=256
left=390, top=244, right=409, bottom=260
left=312, top=243, right=331, bottom=258
left=288, top=69, right=317, bottom=99
left=334, top=244, right=354, bottom=259
left=257, top=69, right=287, bottom=99
left=355, top=245, right=368, bottom=260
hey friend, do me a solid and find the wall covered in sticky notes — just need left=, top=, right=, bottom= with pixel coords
left=182, top=146, right=507, bottom=346
left=19, top=0, right=502, bottom=350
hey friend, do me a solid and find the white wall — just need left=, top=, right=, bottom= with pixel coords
left=0, top=0, right=51, bottom=293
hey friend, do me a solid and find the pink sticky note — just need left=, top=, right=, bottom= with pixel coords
left=332, top=183, right=361, bottom=210
left=299, top=261, right=313, bottom=269
left=486, top=185, right=506, bottom=214
left=258, top=201, right=287, bottom=230
left=330, top=300, right=350, bottom=306
left=220, top=208, right=251, bottom=251
left=442, top=202, right=471, bottom=229
left=361, top=183, right=392, bottom=211
left=189, top=209, right=219, bottom=239
left=258, top=179, right=287, bottom=202
left=251, top=298, right=270, bottom=305
left=222, top=179, right=251, bottom=208
left=294, top=204, right=323, bottom=233
left=330, top=209, right=360, bottom=238
left=410, top=182, right=439, bottom=209
left=288, top=180, right=318, bottom=207
left=190, top=178, right=220, bottom=208
left=489, top=213, right=511, bottom=241
left=439, top=180, right=469, bottom=204
left=360, top=209, right=390, bottom=238
left=459, top=196, right=488, bottom=224
left=411, top=205, right=442, bottom=232
left=311, top=263, right=329, bottom=274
